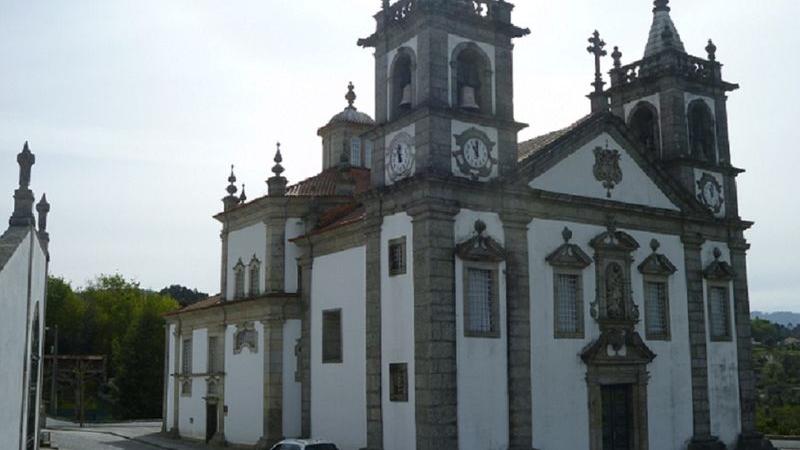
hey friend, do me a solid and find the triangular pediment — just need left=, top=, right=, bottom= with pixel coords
left=522, top=114, right=689, bottom=213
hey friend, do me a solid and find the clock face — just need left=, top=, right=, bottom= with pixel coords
left=696, top=172, right=724, bottom=214
left=703, top=182, right=719, bottom=206
left=464, top=138, right=489, bottom=169
left=387, top=132, right=414, bottom=182
left=453, top=127, right=497, bottom=181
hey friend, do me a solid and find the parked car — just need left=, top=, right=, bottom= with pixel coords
left=270, top=439, right=340, bottom=450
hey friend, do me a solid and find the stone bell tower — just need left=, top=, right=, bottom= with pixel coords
left=605, top=0, right=741, bottom=220
left=359, top=0, right=529, bottom=187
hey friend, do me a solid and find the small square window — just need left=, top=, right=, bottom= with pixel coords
left=554, top=272, right=584, bottom=339
left=644, top=279, right=671, bottom=340
left=388, top=237, right=407, bottom=276
left=322, top=310, right=343, bottom=363
left=464, top=266, right=499, bottom=338
left=389, top=363, right=408, bottom=402
left=708, top=285, right=731, bottom=341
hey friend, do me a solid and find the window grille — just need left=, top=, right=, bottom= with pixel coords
left=555, top=273, right=580, bottom=337
left=389, top=237, right=407, bottom=276
left=208, top=336, right=223, bottom=373
left=351, top=138, right=362, bottom=166
left=465, top=268, right=496, bottom=336
left=389, top=363, right=408, bottom=402
left=322, top=310, right=343, bottom=363
left=181, top=338, right=192, bottom=374
left=249, top=260, right=261, bottom=297
left=645, top=281, right=669, bottom=339
left=709, top=286, right=730, bottom=340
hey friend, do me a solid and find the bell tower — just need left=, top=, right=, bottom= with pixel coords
left=359, top=0, right=529, bottom=187
left=606, top=0, right=740, bottom=219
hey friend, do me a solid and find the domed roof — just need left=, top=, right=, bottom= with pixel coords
left=324, top=82, right=375, bottom=128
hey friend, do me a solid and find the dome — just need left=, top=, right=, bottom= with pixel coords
left=324, top=82, right=375, bottom=128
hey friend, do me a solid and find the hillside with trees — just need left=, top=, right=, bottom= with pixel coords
left=751, top=318, right=800, bottom=435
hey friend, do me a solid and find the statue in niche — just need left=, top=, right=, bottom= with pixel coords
left=605, top=263, right=626, bottom=320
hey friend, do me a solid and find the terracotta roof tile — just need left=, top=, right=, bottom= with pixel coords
left=518, top=114, right=594, bottom=162
left=165, top=294, right=222, bottom=316
left=286, top=167, right=371, bottom=197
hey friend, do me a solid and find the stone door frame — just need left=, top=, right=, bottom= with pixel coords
left=586, top=362, right=650, bottom=450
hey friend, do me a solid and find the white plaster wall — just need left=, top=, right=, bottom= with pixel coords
left=450, top=120, right=499, bottom=181
left=385, top=37, right=418, bottom=119
left=166, top=323, right=176, bottom=429
left=224, top=322, right=265, bottom=445
left=178, top=328, right=208, bottom=440
left=227, top=222, right=267, bottom=299
left=384, top=124, right=416, bottom=186
left=529, top=219, right=693, bottom=450
left=0, top=230, right=31, bottom=450
left=528, top=132, right=680, bottom=211
left=454, top=210, right=508, bottom=450
left=448, top=34, right=497, bottom=113
left=28, top=239, right=47, bottom=450
left=380, top=213, right=416, bottom=450
left=311, top=247, right=367, bottom=450
left=284, top=219, right=305, bottom=293
left=282, top=319, right=302, bottom=438
left=702, top=242, right=741, bottom=446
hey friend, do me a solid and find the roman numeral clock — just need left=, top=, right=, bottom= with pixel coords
left=453, top=127, right=497, bottom=181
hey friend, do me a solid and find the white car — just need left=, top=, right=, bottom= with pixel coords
left=269, top=439, right=340, bottom=450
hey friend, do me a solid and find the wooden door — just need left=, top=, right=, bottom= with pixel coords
left=601, top=384, right=633, bottom=450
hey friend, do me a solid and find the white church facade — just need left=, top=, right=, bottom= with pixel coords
left=163, top=1, right=773, bottom=449
left=1, top=143, right=51, bottom=450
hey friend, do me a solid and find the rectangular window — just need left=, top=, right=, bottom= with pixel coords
left=208, top=336, right=223, bottom=373
left=322, top=309, right=343, bottom=363
left=644, top=280, right=670, bottom=340
left=351, top=138, right=362, bottom=166
left=234, top=268, right=245, bottom=299
left=388, top=237, right=407, bottom=276
left=709, top=285, right=731, bottom=341
left=554, top=272, right=583, bottom=339
left=181, top=338, right=192, bottom=374
left=464, top=267, right=499, bottom=338
left=249, top=263, right=260, bottom=297
left=389, top=363, right=409, bottom=402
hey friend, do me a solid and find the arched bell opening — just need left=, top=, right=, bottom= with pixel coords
left=628, top=102, right=661, bottom=156
left=451, top=42, right=493, bottom=115
left=389, top=48, right=416, bottom=120
left=687, top=99, right=717, bottom=163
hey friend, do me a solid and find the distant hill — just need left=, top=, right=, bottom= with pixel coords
left=752, top=311, right=800, bottom=327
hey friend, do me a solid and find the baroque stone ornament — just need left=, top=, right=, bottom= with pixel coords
left=638, top=239, right=678, bottom=276
left=233, top=322, right=258, bottom=354
left=452, top=127, right=497, bottom=181
left=455, top=220, right=506, bottom=262
left=703, top=247, right=735, bottom=281
left=593, top=144, right=623, bottom=198
left=545, top=227, right=592, bottom=269
left=696, top=172, right=724, bottom=214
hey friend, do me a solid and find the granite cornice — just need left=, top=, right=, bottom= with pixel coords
left=168, top=294, right=302, bottom=328
left=301, top=220, right=365, bottom=258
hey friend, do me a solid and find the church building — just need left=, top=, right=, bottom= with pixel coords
left=1, top=143, right=51, bottom=450
left=163, top=1, right=773, bottom=449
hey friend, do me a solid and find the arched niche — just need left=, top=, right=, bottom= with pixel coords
left=450, top=42, right=494, bottom=115
left=628, top=101, right=661, bottom=156
left=389, top=47, right=417, bottom=120
left=687, top=99, right=717, bottom=163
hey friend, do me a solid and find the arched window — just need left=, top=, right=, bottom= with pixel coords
left=248, top=256, right=261, bottom=297
left=233, top=259, right=245, bottom=299
left=350, top=138, right=362, bottom=167
left=687, top=100, right=717, bottom=162
left=628, top=102, right=661, bottom=155
left=451, top=43, right=493, bottom=115
left=390, top=48, right=416, bottom=119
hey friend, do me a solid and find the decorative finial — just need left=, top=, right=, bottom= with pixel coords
left=562, top=227, right=573, bottom=243
left=653, top=0, right=670, bottom=13
left=36, top=194, right=50, bottom=233
left=382, top=0, right=390, bottom=10
left=587, top=30, right=607, bottom=94
left=650, top=239, right=661, bottom=253
left=474, top=220, right=487, bottom=235
left=226, top=165, right=238, bottom=196
left=605, top=215, right=618, bottom=236
left=612, top=46, right=622, bottom=69
left=17, top=141, right=35, bottom=189
left=345, top=82, right=357, bottom=109
left=272, top=142, right=285, bottom=177
left=713, top=247, right=722, bottom=261
left=239, top=184, right=247, bottom=203
left=706, top=39, right=717, bottom=62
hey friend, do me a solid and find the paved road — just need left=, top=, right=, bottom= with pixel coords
left=50, top=428, right=163, bottom=450
left=44, top=419, right=208, bottom=450
left=774, top=441, right=800, bottom=450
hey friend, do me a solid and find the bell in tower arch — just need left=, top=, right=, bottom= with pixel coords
left=399, top=83, right=412, bottom=109
left=459, top=85, right=480, bottom=111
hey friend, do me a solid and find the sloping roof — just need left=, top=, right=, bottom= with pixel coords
left=644, top=5, right=686, bottom=58
left=518, top=115, right=593, bottom=162
left=326, top=107, right=375, bottom=128
left=286, top=167, right=371, bottom=197
left=0, top=226, right=30, bottom=272
left=165, top=294, right=222, bottom=316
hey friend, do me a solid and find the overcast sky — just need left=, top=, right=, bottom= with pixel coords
left=1, top=0, right=797, bottom=312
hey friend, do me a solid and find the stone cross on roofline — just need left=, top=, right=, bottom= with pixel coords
left=587, top=30, right=607, bottom=94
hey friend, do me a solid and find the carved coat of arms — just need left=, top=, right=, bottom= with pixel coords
left=593, top=146, right=623, bottom=198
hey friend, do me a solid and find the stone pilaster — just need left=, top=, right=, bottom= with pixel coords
left=170, top=323, right=181, bottom=437
left=299, top=255, right=313, bottom=437
left=162, top=324, right=170, bottom=433
left=220, top=227, right=230, bottom=301
left=682, top=234, right=723, bottom=450
left=408, top=199, right=458, bottom=450
left=501, top=212, right=532, bottom=449
left=266, top=217, right=287, bottom=293
left=365, top=207, right=384, bottom=450
left=258, top=318, right=285, bottom=448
